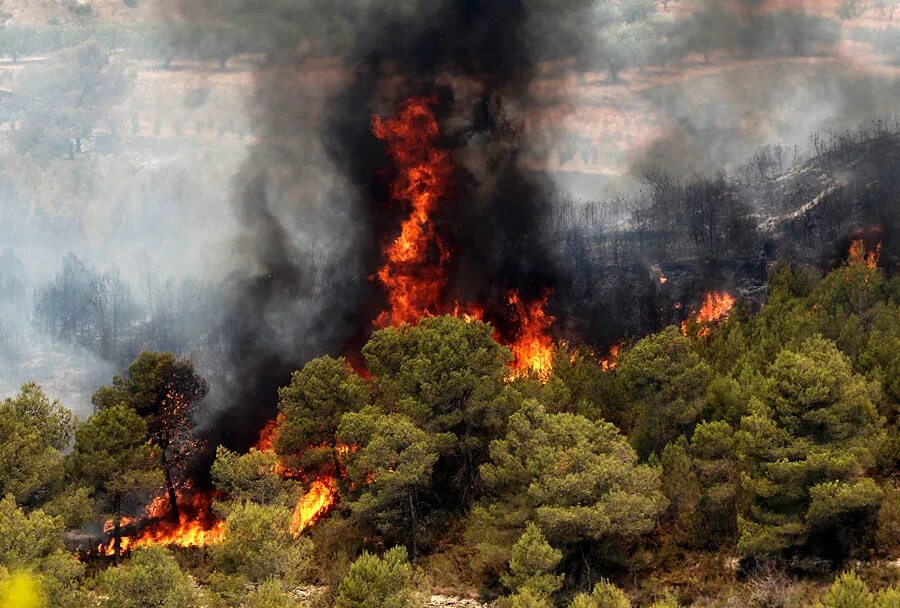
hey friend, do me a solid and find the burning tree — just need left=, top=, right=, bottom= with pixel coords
left=338, top=409, right=453, bottom=560
left=92, top=352, right=209, bottom=523
left=362, top=316, right=512, bottom=506
left=275, top=355, right=367, bottom=493
left=71, top=404, right=162, bottom=563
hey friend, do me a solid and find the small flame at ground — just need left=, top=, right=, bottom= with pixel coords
left=97, top=490, right=224, bottom=556
left=681, top=291, right=736, bottom=337
left=651, top=264, right=668, bottom=285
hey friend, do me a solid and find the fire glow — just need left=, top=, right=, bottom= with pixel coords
left=97, top=490, right=224, bottom=556
left=849, top=238, right=881, bottom=269
left=681, top=291, right=736, bottom=337
left=371, top=96, right=556, bottom=379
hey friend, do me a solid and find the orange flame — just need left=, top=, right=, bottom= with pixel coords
left=290, top=476, right=337, bottom=537
left=849, top=239, right=881, bottom=269
left=651, top=265, right=668, bottom=285
left=599, top=344, right=620, bottom=371
left=507, top=290, right=555, bottom=381
left=371, top=97, right=556, bottom=379
left=372, top=97, right=453, bottom=328
left=97, top=490, right=224, bottom=556
left=681, top=291, right=736, bottom=337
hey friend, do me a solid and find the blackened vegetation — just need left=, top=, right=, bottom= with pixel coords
left=546, top=125, right=900, bottom=345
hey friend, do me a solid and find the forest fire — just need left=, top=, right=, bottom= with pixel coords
left=506, top=290, right=555, bottom=380
left=255, top=414, right=285, bottom=453
left=252, top=422, right=346, bottom=536
left=681, top=291, right=736, bottom=337
left=371, top=96, right=453, bottom=328
left=290, top=477, right=337, bottom=536
left=599, top=343, right=620, bottom=371
left=97, top=490, right=224, bottom=556
left=849, top=238, right=881, bottom=269
left=371, top=97, right=557, bottom=379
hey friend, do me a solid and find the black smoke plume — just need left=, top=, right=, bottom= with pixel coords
left=182, top=0, right=596, bottom=449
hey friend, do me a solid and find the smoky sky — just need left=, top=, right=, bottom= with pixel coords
left=4, top=0, right=898, bottom=428
left=184, top=0, right=600, bottom=449
left=163, top=0, right=900, bottom=449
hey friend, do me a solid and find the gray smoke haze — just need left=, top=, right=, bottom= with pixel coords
left=1, top=0, right=898, bottom=427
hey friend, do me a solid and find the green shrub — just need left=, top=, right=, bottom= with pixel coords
left=334, top=547, right=420, bottom=608
left=876, top=484, right=900, bottom=553
left=817, top=571, right=874, bottom=608
left=208, top=501, right=313, bottom=586
left=243, top=579, right=302, bottom=608
left=876, top=587, right=900, bottom=608
left=204, top=572, right=247, bottom=608
left=500, top=523, right=563, bottom=597
left=570, top=579, right=631, bottom=608
left=95, top=546, right=199, bottom=608
left=497, top=588, right=553, bottom=608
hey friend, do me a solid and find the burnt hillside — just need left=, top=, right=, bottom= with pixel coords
left=549, top=125, right=900, bottom=347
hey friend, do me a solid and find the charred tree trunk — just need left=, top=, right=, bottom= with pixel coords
left=160, top=443, right=180, bottom=523
left=332, top=443, right=346, bottom=495
left=113, top=496, right=122, bottom=566
left=408, top=491, right=417, bottom=561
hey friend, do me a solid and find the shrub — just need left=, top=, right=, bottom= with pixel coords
left=243, top=579, right=302, bottom=608
left=334, top=547, right=420, bottom=608
left=95, top=546, right=199, bottom=608
left=876, top=587, right=900, bottom=608
left=876, top=484, right=900, bottom=553
left=570, top=579, right=631, bottom=608
left=208, top=501, right=313, bottom=586
left=817, top=571, right=874, bottom=608
left=497, top=588, right=553, bottom=608
left=500, top=523, right=563, bottom=597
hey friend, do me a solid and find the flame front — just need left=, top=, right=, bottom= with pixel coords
left=97, top=490, right=224, bottom=556
left=849, top=238, right=881, bottom=269
left=372, top=97, right=453, bottom=327
left=681, top=291, right=736, bottom=337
